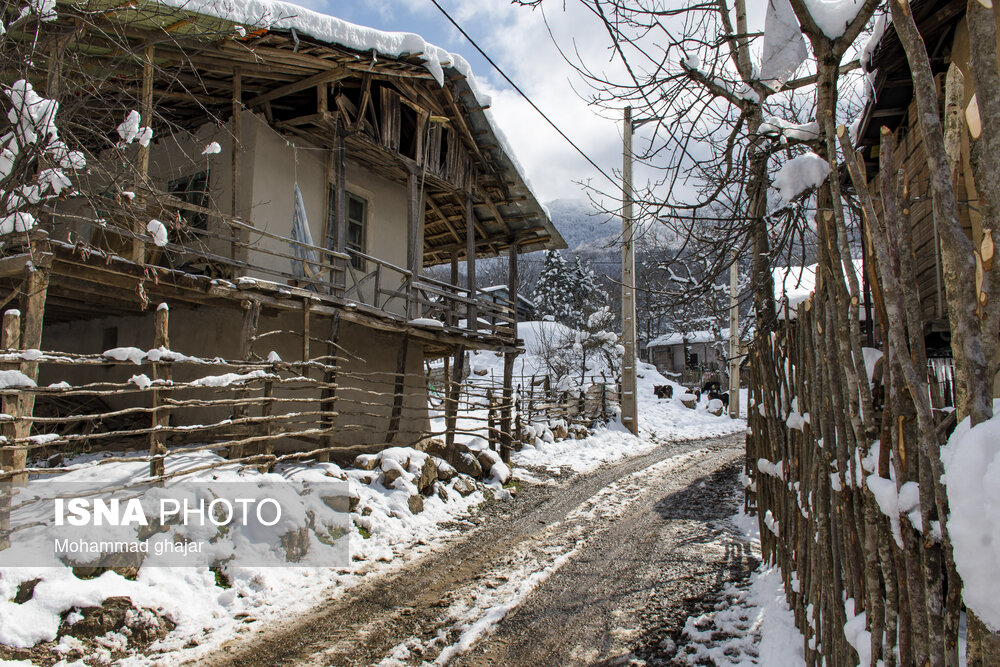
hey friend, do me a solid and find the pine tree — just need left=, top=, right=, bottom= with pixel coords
left=569, top=257, right=607, bottom=328
left=532, top=250, right=576, bottom=324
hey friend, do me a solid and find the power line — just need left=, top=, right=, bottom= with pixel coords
left=426, top=0, right=622, bottom=193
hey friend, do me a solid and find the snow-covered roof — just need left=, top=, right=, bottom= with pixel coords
left=81, top=0, right=564, bottom=258
left=481, top=285, right=536, bottom=309
left=646, top=329, right=730, bottom=349
left=772, top=259, right=865, bottom=316
left=152, top=0, right=529, bottom=181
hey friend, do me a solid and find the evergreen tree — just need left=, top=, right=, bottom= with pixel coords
left=569, top=256, right=607, bottom=328
left=532, top=250, right=576, bottom=324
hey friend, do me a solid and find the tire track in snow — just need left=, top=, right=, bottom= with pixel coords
left=205, top=433, right=742, bottom=667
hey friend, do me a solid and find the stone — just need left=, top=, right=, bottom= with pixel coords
left=436, top=483, right=451, bottom=503
left=551, top=424, right=568, bottom=440
left=382, top=467, right=403, bottom=488
left=63, top=597, right=174, bottom=644
left=417, top=457, right=438, bottom=495
left=280, top=526, right=310, bottom=562
left=408, top=494, right=424, bottom=514
left=434, top=457, right=457, bottom=482
left=681, top=398, right=697, bottom=409
left=415, top=437, right=449, bottom=459
left=451, top=449, right=482, bottom=478
left=13, top=578, right=40, bottom=604
left=354, top=454, right=379, bottom=471
left=453, top=477, right=476, bottom=496
left=477, top=449, right=501, bottom=478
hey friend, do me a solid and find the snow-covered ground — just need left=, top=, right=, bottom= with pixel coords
left=670, top=505, right=807, bottom=666
left=0, top=320, right=746, bottom=665
left=0, top=450, right=495, bottom=665
left=447, top=320, right=747, bottom=475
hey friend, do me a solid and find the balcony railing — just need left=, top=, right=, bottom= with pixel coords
left=35, top=192, right=517, bottom=343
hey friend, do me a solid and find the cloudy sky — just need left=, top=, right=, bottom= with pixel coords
left=283, top=0, right=626, bottom=204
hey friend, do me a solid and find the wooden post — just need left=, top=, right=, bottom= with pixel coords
left=406, top=167, right=424, bottom=320
left=486, top=389, right=497, bottom=452
left=500, top=240, right=518, bottom=463
left=513, top=393, right=522, bottom=451
left=449, top=249, right=459, bottom=327
left=261, top=371, right=275, bottom=471
left=132, top=45, right=154, bottom=264
left=445, top=345, right=464, bottom=451
left=230, top=298, right=260, bottom=459
left=230, top=67, right=245, bottom=268
left=1, top=311, right=23, bottom=483
left=10, top=267, right=49, bottom=483
left=332, top=120, right=347, bottom=291
left=386, top=332, right=410, bottom=442
left=302, top=298, right=311, bottom=379
left=0, top=310, right=19, bottom=550
left=465, top=196, right=477, bottom=329
left=728, top=252, right=740, bottom=418
left=620, top=107, right=639, bottom=435
left=149, top=304, right=170, bottom=478
left=544, top=375, right=551, bottom=422
left=319, top=312, right=341, bottom=463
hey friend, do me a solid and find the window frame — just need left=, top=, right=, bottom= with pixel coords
left=326, top=187, right=368, bottom=270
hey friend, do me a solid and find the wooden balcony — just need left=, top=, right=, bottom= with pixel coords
left=32, top=193, right=518, bottom=348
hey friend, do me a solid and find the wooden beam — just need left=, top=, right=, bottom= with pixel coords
left=0, top=253, right=51, bottom=279
left=386, top=332, right=410, bottom=443
left=406, top=166, right=424, bottom=317
left=466, top=195, right=477, bottom=328
left=132, top=44, right=154, bottom=264
left=246, top=67, right=348, bottom=108
left=425, top=193, right=462, bottom=244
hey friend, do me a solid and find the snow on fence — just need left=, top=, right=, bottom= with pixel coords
left=0, top=306, right=617, bottom=537
left=745, top=301, right=961, bottom=666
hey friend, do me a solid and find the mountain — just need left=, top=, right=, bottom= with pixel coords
left=545, top=198, right=620, bottom=252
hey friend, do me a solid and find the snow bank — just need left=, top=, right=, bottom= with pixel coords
left=675, top=508, right=806, bottom=665
left=0, top=445, right=493, bottom=660
left=942, top=408, right=1000, bottom=631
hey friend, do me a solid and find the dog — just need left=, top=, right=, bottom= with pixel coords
left=653, top=384, right=673, bottom=399
left=707, top=389, right=730, bottom=409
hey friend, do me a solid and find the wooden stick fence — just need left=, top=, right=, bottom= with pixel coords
left=746, top=298, right=963, bottom=666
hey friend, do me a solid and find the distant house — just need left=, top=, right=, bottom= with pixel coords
left=645, top=329, right=730, bottom=374
left=481, top=286, right=535, bottom=321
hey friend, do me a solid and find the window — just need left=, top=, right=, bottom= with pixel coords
left=168, top=171, right=210, bottom=229
left=326, top=188, right=368, bottom=269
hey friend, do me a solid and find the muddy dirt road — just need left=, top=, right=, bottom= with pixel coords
left=203, top=433, right=757, bottom=666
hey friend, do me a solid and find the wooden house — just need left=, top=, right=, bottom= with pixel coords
left=855, top=0, right=981, bottom=358
left=0, top=0, right=565, bottom=464
left=645, top=329, right=728, bottom=375
left=855, top=0, right=1000, bottom=402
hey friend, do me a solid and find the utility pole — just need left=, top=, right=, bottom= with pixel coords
left=728, top=253, right=740, bottom=418
left=621, top=107, right=638, bottom=435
